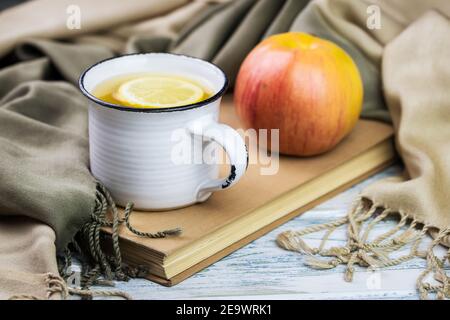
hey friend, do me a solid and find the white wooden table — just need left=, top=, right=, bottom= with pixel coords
left=96, top=165, right=447, bottom=300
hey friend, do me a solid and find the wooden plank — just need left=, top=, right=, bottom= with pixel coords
left=85, top=164, right=448, bottom=300
left=150, top=157, right=396, bottom=286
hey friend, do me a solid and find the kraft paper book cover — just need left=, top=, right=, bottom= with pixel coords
left=102, top=96, right=395, bottom=286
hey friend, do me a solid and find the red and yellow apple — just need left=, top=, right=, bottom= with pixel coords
left=234, top=32, right=363, bottom=156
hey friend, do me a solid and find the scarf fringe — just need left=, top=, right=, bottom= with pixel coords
left=277, top=197, right=450, bottom=300
left=9, top=273, right=132, bottom=300
left=55, top=182, right=182, bottom=300
left=9, top=273, right=66, bottom=300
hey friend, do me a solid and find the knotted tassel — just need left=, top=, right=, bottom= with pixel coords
left=277, top=231, right=318, bottom=254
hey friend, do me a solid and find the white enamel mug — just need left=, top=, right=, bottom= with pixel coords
left=79, top=53, right=248, bottom=210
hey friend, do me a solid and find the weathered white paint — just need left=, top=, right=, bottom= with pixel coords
left=86, top=165, right=448, bottom=299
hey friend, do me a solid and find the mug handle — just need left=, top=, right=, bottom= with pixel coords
left=187, top=116, right=248, bottom=201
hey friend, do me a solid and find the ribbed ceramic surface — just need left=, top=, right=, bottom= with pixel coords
left=89, top=102, right=221, bottom=209
left=81, top=53, right=247, bottom=210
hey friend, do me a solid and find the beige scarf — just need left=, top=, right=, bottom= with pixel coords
left=278, top=0, right=450, bottom=300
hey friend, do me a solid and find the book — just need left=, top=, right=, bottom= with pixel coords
left=103, top=95, right=395, bottom=286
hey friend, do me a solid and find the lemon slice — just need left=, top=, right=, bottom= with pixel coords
left=113, top=76, right=204, bottom=108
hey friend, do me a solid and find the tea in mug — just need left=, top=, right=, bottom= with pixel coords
left=93, top=73, right=213, bottom=108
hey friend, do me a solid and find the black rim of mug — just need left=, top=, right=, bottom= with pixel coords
left=78, top=52, right=229, bottom=113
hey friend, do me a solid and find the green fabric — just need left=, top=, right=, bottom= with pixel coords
left=0, top=40, right=113, bottom=249
left=172, top=0, right=257, bottom=61
left=212, top=0, right=286, bottom=85
left=0, top=0, right=390, bottom=253
left=128, top=0, right=389, bottom=121
left=14, top=39, right=114, bottom=85
left=263, top=0, right=310, bottom=37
